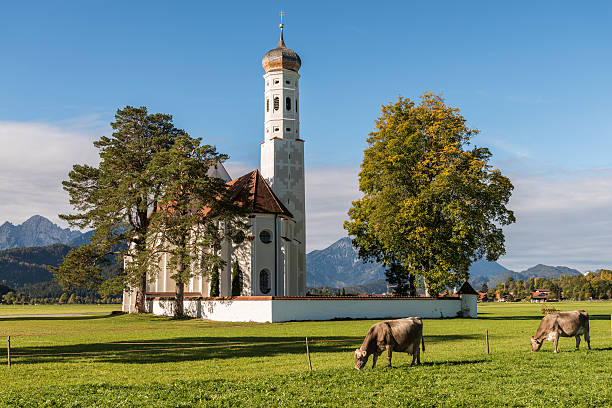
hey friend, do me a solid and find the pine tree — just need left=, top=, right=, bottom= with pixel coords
left=209, top=266, right=220, bottom=297
left=54, top=106, right=183, bottom=313
left=231, top=261, right=242, bottom=296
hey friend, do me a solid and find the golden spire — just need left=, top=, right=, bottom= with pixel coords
left=278, top=10, right=286, bottom=48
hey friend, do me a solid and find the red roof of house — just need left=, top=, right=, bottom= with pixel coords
left=227, top=170, right=293, bottom=218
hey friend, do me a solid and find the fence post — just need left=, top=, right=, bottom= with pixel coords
left=485, top=330, right=489, bottom=354
left=305, top=337, right=312, bottom=371
left=7, top=336, right=11, bottom=367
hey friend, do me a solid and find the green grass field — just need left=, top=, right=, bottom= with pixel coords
left=0, top=302, right=610, bottom=407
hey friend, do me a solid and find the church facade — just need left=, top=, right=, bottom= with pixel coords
left=122, top=24, right=306, bottom=312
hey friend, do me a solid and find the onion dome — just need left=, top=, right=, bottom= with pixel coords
left=262, top=24, right=301, bottom=73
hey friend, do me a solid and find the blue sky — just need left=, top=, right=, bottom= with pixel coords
left=1, top=1, right=611, bottom=272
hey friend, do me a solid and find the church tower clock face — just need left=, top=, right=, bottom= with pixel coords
left=260, top=23, right=306, bottom=296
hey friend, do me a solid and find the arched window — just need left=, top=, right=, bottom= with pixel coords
left=259, top=230, right=272, bottom=244
left=286, top=97, right=291, bottom=111
left=266, top=99, right=269, bottom=112
left=274, top=97, right=279, bottom=111
left=260, top=269, right=271, bottom=294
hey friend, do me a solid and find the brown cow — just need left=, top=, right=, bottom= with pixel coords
left=531, top=309, right=590, bottom=353
left=354, top=317, right=424, bottom=369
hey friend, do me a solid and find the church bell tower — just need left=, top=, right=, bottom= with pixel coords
left=261, top=23, right=306, bottom=295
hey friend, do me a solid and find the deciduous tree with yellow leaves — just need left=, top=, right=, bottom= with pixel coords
left=344, top=94, right=515, bottom=295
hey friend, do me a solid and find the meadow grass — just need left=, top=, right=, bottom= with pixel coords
left=0, top=301, right=610, bottom=407
left=0, top=304, right=119, bottom=316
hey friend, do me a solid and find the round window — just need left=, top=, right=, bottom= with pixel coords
left=259, top=230, right=272, bottom=244
left=260, top=269, right=271, bottom=294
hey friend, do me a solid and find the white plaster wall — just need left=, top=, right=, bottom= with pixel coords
left=195, top=298, right=471, bottom=323
left=232, top=227, right=253, bottom=296
left=271, top=299, right=463, bottom=322
left=200, top=299, right=273, bottom=322
left=260, top=137, right=305, bottom=296
left=150, top=299, right=202, bottom=318
left=461, top=294, right=478, bottom=318
left=251, top=214, right=277, bottom=295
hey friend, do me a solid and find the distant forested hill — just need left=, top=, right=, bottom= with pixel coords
left=469, top=263, right=583, bottom=289
left=0, top=243, right=73, bottom=287
left=0, top=242, right=122, bottom=300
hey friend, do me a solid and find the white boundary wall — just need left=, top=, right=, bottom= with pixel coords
left=146, top=295, right=477, bottom=322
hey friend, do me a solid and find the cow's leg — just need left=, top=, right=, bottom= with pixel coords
left=585, top=331, right=591, bottom=350
left=415, top=342, right=421, bottom=365
left=372, top=351, right=381, bottom=369
left=575, top=335, right=581, bottom=350
left=386, top=345, right=393, bottom=368
left=553, top=334, right=559, bottom=353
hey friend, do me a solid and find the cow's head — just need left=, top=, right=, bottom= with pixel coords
left=530, top=336, right=543, bottom=352
left=354, top=349, right=368, bottom=370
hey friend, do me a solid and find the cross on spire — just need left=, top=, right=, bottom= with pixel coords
left=279, top=10, right=285, bottom=28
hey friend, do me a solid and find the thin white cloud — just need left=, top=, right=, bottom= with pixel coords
left=305, top=166, right=360, bottom=251
left=0, top=120, right=101, bottom=228
left=223, top=161, right=257, bottom=180
left=499, top=168, right=612, bottom=272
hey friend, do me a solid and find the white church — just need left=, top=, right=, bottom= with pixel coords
left=122, top=24, right=478, bottom=322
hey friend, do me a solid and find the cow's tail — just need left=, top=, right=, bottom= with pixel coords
left=421, top=335, right=425, bottom=352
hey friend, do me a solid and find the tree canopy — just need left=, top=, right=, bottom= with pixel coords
left=146, top=135, right=246, bottom=316
left=55, top=106, right=184, bottom=312
left=344, top=94, right=515, bottom=295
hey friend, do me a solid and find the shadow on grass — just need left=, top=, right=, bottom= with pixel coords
left=370, top=359, right=487, bottom=371
left=10, top=332, right=480, bottom=366
left=478, top=313, right=610, bottom=321
left=418, top=358, right=487, bottom=367
left=423, top=334, right=480, bottom=343
left=0, top=313, right=119, bottom=322
left=11, top=335, right=357, bottom=365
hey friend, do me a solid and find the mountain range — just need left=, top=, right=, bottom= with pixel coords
left=306, top=237, right=385, bottom=288
left=307, top=237, right=582, bottom=291
left=0, top=215, right=91, bottom=250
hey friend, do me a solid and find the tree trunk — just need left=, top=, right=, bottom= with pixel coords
left=174, top=253, right=185, bottom=318
left=423, top=262, right=431, bottom=297
left=175, top=281, right=185, bottom=318
left=133, top=270, right=148, bottom=313
left=408, top=274, right=417, bottom=297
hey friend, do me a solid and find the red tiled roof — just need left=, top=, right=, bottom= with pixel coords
left=227, top=170, right=293, bottom=217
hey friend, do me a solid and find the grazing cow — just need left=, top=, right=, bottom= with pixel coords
left=531, top=310, right=590, bottom=353
left=354, top=317, right=424, bottom=370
